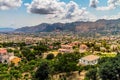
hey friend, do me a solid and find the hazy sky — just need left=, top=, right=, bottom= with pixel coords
left=0, top=0, right=120, bottom=28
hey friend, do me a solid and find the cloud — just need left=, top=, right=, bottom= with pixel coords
left=96, top=0, right=119, bottom=11
left=101, top=12, right=120, bottom=20
left=90, top=0, right=120, bottom=11
left=89, top=0, right=99, bottom=8
left=0, top=0, right=22, bottom=10
left=26, top=0, right=97, bottom=22
left=62, top=1, right=86, bottom=19
left=25, top=0, right=65, bottom=14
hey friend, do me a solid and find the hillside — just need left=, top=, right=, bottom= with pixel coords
left=15, top=18, right=120, bottom=35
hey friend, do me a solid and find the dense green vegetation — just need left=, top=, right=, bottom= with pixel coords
left=0, top=42, right=83, bottom=80
left=0, top=37, right=120, bottom=80
left=85, top=54, right=120, bottom=80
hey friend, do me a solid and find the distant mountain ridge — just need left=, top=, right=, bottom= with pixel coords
left=15, top=18, right=120, bottom=35
left=0, top=28, right=14, bottom=32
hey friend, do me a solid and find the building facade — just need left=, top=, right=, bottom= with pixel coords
left=79, top=55, right=100, bottom=65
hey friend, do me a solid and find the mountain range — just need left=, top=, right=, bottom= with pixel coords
left=15, top=18, right=120, bottom=35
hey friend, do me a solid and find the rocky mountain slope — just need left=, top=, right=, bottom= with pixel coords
left=15, top=18, right=120, bottom=35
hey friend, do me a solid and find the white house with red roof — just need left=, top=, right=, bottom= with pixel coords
left=0, top=48, right=7, bottom=55
left=79, top=55, right=100, bottom=65
left=0, top=48, right=15, bottom=64
left=0, top=48, right=8, bottom=63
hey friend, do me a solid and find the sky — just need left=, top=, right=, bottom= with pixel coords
left=0, top=0, right=120, bottom=28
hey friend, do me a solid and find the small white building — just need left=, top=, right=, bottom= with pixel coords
left=79, top=55, right=100, bottom=65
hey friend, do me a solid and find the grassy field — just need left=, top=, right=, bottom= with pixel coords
left=98, top=52, right=117, bottom=57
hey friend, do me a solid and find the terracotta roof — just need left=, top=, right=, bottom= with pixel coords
left=61, top=45, right=72, bottom=47
left=81, top=55, right=99, bottom=61
left=80, top=44, right=88, bottom=49
left=0, top=48, right=7, bottom=54
left=10, top=57, right=21, bottom=64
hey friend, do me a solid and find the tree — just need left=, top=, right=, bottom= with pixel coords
left=34, top=43, right=48, bottom=53
left=46, top=53, right=54, bottom=60
left=99, top=54, right=120, bottom=80
left=52, top=42, right=61, bottom=49
left=26, top=52, right=36, bottom=61
left=85, top=68, right=97, bottom=80
left=21, top=47, right=31, bottom=58
left=35, top=61, right=50, bottom=80
left=99, top=62, right=117, bottom=80
left=7, top=49, right=13, bottom=53
left=54, top=53, right=80, bottom=73
left=9, top=69, right=21, bottom=79
left=21, top=47, right=35, bottom=61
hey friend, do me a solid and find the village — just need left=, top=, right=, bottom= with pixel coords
left=0, top=32, right=120, bottom=80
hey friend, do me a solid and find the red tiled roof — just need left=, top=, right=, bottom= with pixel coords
left=0, top=48, right=7, bottom=54
left=81, top=55, right=100, bottom=61
left=80, top=44, right=88, bottom=50
left=11, top=57, right=21, bottom=64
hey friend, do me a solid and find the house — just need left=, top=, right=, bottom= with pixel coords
left=110, top=44, right=118, bottom=51
left=70, top=41, right=80, bottom=46
left=58, top=49, right=73, bottom=53
left=0, top=48, right=21, bottom=65
left=58, top=45, right=73, bottom=53
left=0, top=55, right=9, bottom=63
left=0, top=48, right=14, bottom=64
left=100, top=47, right=106, bottom=52
left=0, top=48, right=8, bottom=63
left=9, top=56, right=21, bottom=66
left=79, top=55, right=100, bottom=65
left=0, top=52, right=14, bottom=64
left=79, top=44, right=88, bottom=53
left=0, top=48, right=7, bottom=55
left=95, top=42, right=102, bottom=47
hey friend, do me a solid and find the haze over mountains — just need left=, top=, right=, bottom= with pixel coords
left=15, top=18, right=120, bottom=35
left=0, top=28, right=14, bottom=32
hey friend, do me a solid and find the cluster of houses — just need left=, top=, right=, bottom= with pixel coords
left=58, top=41, right=88, bottom=53
left=57, top=39, right=120, bottom=65
left=58, top=42, right=100, bottom=65
left=0, top=48, right=21, bottom=66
